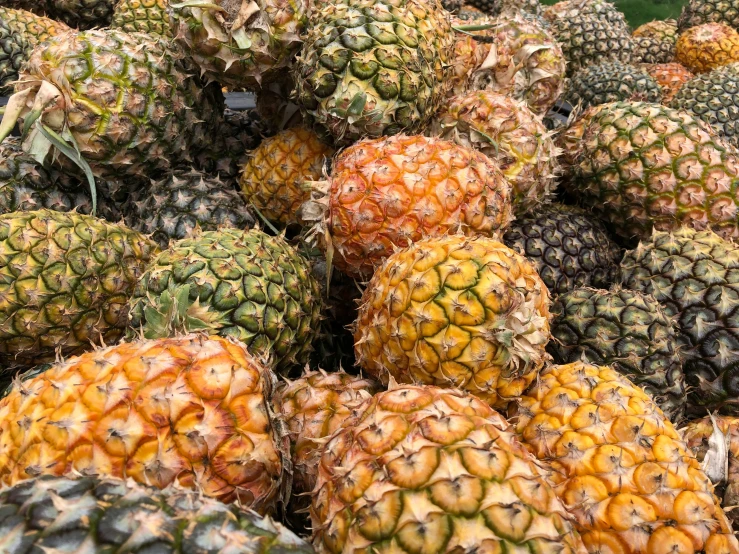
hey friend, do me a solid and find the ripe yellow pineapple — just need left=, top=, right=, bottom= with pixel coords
left=0, top=335, right=284, bottom=511
left=240, top=127, right=334, bottom=226
left=311, top=383, right=587, bottom=554
left=354, top=234, right=551, bottom=410
left=676, top=23, right=739, bottom=73
left=644, top=62, right=695, bottom=102
left=514, top=362, right=739, bottom=554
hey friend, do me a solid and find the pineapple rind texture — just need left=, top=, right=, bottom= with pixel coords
left=0, top=474, right=314, bottom=553
left=548, top=287, right=686, bottom=421
left=0, top=335, right=284, bottom=509
left=0, top=17, right=30, bottom=96
left=111, top=0, right=171, bottom=37
left=644, top=62, right=695, bottom=103
left=128, top=228, right=323, bottom=374
left=45, top=0, right=115, bottom=29
left=311, top=384, right=587, bottom=554
left=676, top=23, right=739, bottom=74
left=619, top=227, right=739, bottom=414
left=565, top=61, right=663, bottom=110
left=679, top=0, right=739, bottom=32
left=0, top=210, right=158, bottom=370
left=354, top=235, right=551, bottom=410
left=515, top=361, right=739, bottom=554
left=559, top=101, right=739, bottom=243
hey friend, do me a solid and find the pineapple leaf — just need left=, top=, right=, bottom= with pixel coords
left=143, top=285, right=214, bottom=339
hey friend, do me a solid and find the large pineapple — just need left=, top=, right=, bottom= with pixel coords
left=0, top=475, right=314, bottom=553
left=683, top=415, right=739, bottom=531
left=0, top=210, right=158, bottom=370
left=122, top=169, right=256, bottom=248
left=676, top=23, right=739, bottom=73
left=354, top=235, right=551, bottom=410
left=514, top=361, right=739, bottom=554
left=45, top=0, right=115, bottom=29
left=633, top=19, right=678, bottom=64
left=0, top=29, right=224, bottom=180
left=300, top=134, right=513, bottom=280
left=620, top=227, right=739, bottom=414
left=644, top=62, right=695, bottom=102
left=169, top=0, right=307, bottom=90
left=679, top=0, right=739, bottom=32
left=670, top=62, right=739, bottom=148
left=295, top=0, right=453, bottom=143
left=565, top=61, right=663, bottom=110
left=0, top=335, right=284, bottom=508
left=240, top=127, right=334, bottom=227
left=544, top=0, right=629, bottom=30
left=111, top=0, right=171, bottom=37
left=429, top=91, right=558, bottom=214
left=311, top=384, right=586, bottom=554
left=502, top=204, right=622, bottom=296
left=634, top=19, right=679, bottom=43
left=559, top=101, right=739, bottom=244
left=0, top=7, right=69, bottom=43
left=548, top=287, right=686, bottom=420
left=128, top=228, right=322, bottom=375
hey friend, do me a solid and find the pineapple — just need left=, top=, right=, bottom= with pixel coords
left=111, top=0, right=172, bottom=37
left=565, top=61, right=663, bottom=109
left=122, top=168, right=256, bottom=248
left=273, top=370, right=380, bottom=510
left=0, top=475, right=314, bottom=553
left=464, top=0, right=541, bottom=15
left=169, top=0, right=307, bottom=90
left=676, top=23, right=739, bottom=73
left=670, top=62, right=739, bottom=148
left=644, top=62, right=695, bottom=102
left=683, top=415, right=739, bottom=531
left=634, top=19, right=679, bottom=42
left=679, top=0, right=739, bottom=33
left=620, top=227, right=739, bottom=414
left=299, top=134, right=513, bottom=280
left=502, top=204, right=622, bottom=296
left=128, top=228, right=322, bottom=375
left=240, top=127, right=334, bottom=227
left=45, top=0, right=115, bottom=29
left=429, top=91, right=559, bottom=214
left=354, top=235, right=551, bottom=410
left=544, top=0, right=629, bottom=29
left=311, top=383, right=586, bottom=554
left=294, top=0, right=454, bottom=143
left=633, top=20, right=678, bottom=64
left=0, top=335, right=284, bottom=508
left=0, top=210, right=158, bottom=371
left=514, top=362, right=739, bottom=554
left=548, top=287, right=686, bottom=420
left=558, top=101, right=739, bottom=244
left=0, top=7, right=69, bottom=43
left=0, top=29, right=224, bottom=180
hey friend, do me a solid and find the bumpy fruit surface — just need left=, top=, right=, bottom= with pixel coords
left=0, top=475, right=314, bottom=553
left=634, top=19, right=679, bottom=43
left=273, top=370, right=380, bottom=498
left=559, top=101, right=739, bottom=243
left=676, top=23, right=739, bottom=73
left=565, top=61, right=663, bottom=109
left=0, top=335, right=284, bottom=509
left=515, top=362, right=739, bottom=554
left=620, top=227, right=739, bottom=414
left=633, top=20, right=678, bottom=64
left=549, top=287, right=686, bottom=420
left=311, top=384, right=586, bottom=554
left=295, top=0, right=453, bottom=143
left=679, top=0, right=739, bottom=32
left=644, top=62, right=695, bottom=102
left=354, top=235, right=551, bottom=409
left=300, top=135, right=513, bottom=279
left=128, top=228, right=322, bottom=374
left=241, top=127, right=334, bottom=227
left=430, top=91, right=558, bottom=213
left=503, top=204, right=622, bottom=296
left=9, top=29, right=224, bottom=179
left=111, top=0, right=171, bottom=36
left=45, top=0, right=115, bottom=29
left=170, top=0, right=307, bottom=90
left=0, top=7, right=69, bottom=44
left=0, top=210, right=158, bottom=369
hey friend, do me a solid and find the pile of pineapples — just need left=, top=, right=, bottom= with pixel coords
left=3, top=0, right=739, bottom=552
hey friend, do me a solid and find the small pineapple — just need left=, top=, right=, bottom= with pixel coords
left=240, top=127, right=334, bottom=227
left=299, top=134, right=513, bottom=279
left=354, top=234, right=551, bottom=410
left=565, top=61, right=663, bottom=109
left=644, top=62, right=695, bottom=102
left=676, top=23, right=739, bottom=73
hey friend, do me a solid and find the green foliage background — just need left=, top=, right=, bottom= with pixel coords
left=539, top=0, right=687, bottom=27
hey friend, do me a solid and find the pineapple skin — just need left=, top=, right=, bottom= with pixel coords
left=679, top=0, right=739, bottom=33
left=354, top=235, right=551, bottom=410
left=0, top=210, right=158, bottom=370
left=676, top=23, right=739, bottom=74
left=311, top=383, right=587, bottom=554
left=644, top=62, right=695, bottom=102
left=0, top=474, right=314, bottom=553
left=565, top=61, right=663, bottom=109
left=45, top=0, right=115, bottom=29
left=514, top=362, right=739, bottom=554
left=0, top=335, right=285, bottom=509
left=301, top=134, right=513, bottom=280
left=111, top=0, right=171, bottom=36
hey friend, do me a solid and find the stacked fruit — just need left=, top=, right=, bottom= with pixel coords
left=1, top=0, right=739, bottom=553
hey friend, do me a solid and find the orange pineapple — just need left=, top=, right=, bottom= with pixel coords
left=644, top=62, right=695, bottom=102
left=676, top=23, right=739, bottom=73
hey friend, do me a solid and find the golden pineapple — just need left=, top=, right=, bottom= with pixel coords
left=354, top=234, right=551, bottom=410
left=240, top=127, right=334, bottom=227
left=0, top=335, right=284, bottom=511
left=676, top=23, right=739, bottom=74
left=644, top=62, right=695, bottom=102
left=311, top=383, right=587, bottom=554
left=514, top=361, right=739, bottom=554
